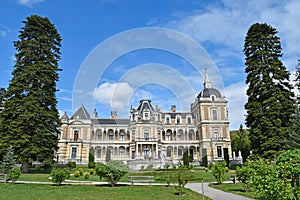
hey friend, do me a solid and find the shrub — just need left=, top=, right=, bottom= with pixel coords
left=89, top=168, right=95, bottom=175
left=50, top=168, right=70, bottom=186
left=88, top=161, right=96, bottom=169
left=83, top=172, right=89, bottom=180
left=78, top=168, right=83, bottom=176
left=66, top=162, right=76, bottom=169
left=74, top=171, right=80, bottom=177
left=95, top=160, right=129, bottom=187
left=140, top=165, right=144, bottom=170
left=211, top=161, right=226, bottom=184
left=8, top=168, right=21, bottom=183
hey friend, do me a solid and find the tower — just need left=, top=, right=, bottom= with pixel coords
left=191, top=70, right=232, bottom=164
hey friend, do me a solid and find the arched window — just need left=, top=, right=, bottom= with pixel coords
left=108, top=130, right=114, bottom=140
left=166, top=130, right=172, bottom=141
left=96, top=148, right=101, bottom=158
left=119, top=130, right=125, bottom=141
left=120, top=147, right=125, bottom=158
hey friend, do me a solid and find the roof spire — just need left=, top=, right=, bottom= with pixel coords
left=204, top=68, right=211, bottom=88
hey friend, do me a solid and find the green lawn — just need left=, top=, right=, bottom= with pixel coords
left=209, top=183, right=255, bottom=199
left=0, top=184, right=210, bottom=200
left=18, top=169, right=231, bottom=183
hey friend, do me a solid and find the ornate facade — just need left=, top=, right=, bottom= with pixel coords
left=57, top=72, right=232, bottom=168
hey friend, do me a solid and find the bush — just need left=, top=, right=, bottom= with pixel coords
left=66, top=162, right=76, bottom=169
left=211, top=161, right=226, bottom=184
left=88, top=162, right=96, bottom=169
left=50, top=168, right=70, bottom=186
left=8, top=168, right=21, bottom=183
left=95, top=160, right=129, bottom=187
left=89, top=168, right=95, bottom=175
left=73, top=171, right=80, bottom=177
left=83, top=172, right=89, bottom=180
left=78, top=168, right=83, bottom=176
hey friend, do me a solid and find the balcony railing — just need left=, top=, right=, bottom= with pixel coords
left=135, top=138, right=158, bottom=142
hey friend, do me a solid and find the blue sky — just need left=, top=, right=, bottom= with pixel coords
left=0, top=0, right=300, bottom=130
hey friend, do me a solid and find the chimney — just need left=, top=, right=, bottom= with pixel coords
left=110, top=111, right=118, bottom=119
left=93, top=108, right=98, bottom=119
left=171, top=105, right=176, bottom=112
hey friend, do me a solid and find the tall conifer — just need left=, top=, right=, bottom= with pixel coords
left=0, top=15, right=62, bottom=172
left=244, top=23, right=295, bottom=158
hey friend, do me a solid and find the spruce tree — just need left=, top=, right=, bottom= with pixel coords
left=244, top=23, right=295, bottom=158
left=0, top=15, right=62, bottom=172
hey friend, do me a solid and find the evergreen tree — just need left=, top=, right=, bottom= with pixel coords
left=295, top=60, right=300, bottom=105
left=0, top=15, right=62, bottom=172
left=244, top=23, right=295, bottom=158
left=1, top=146, right=16, bottom=174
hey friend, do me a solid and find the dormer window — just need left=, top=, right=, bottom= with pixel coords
left=143, top=112, right=149, bottom=120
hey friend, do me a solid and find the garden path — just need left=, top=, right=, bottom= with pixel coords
left=185, top=182, right=253, bottom=200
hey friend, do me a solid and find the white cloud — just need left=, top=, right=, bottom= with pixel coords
left=17, top=0, right=44, bottom=7
left=225, top=81, right=248, bottom=130
left=94, top=82, right=134, bottom=113
left=161, top=0, right=300, bottom=129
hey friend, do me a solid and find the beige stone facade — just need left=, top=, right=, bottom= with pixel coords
left=57, top=72, right=232, bottom=167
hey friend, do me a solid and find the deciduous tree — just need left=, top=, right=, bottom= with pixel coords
left=0, top=15, right=62, bottom=172
left=244, top=23, right=295, bottom=158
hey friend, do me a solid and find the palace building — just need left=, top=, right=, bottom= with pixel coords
left=57, top=72, right=232, bottom=169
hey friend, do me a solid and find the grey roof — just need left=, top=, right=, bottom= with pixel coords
left=71, top=105, right=91, bottom=120
left=92, top=118, right=130, bottom=125
left=61, top=112, right=69, bottom=121
left=137, top=100, right=154, bottom=114
left=197, top=88, right=222, bottom=98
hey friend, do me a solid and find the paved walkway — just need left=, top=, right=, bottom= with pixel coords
left=185, top=182, right=253, bottom=200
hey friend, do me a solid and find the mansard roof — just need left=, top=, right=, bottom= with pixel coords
left=92, top=118, right=130, bottom=125
left=136, top=100, right=154, bottom=114
left=70, top=105, right=91, bottom=120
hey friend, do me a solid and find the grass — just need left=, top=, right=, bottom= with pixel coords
left=19, top=168, right=232, bottom=183
left=209, top=183, right=255, bottom=199
left=0, top=184, right=211, bottom=200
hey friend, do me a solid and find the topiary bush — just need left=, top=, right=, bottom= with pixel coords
left=73, top=171, right=80, bottom=177
left=78, top=168, right=83, bottom=176
left=89, top=168, right=95, bottom=175
left=83, top=172, right=89, bottom=180
left=50, top=168, right=70, bottom=186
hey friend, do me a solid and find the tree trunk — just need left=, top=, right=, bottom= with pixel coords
left=21, top=161, right=29, bottom=173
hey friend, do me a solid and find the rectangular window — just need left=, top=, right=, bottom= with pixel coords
left=166, top=117, right=170, bottom=124
left=217, top=146, right=222, bottom=157
left=144, top=130, right=149, bottom=141
left=74, top=130, right=79, bottom=141
left=212, top=109, right=218, bottom=120
left=187, top=117, right=191, bottom=124
left=213, top=128, right=219, bottom=140
left=71, top=147, right=77, bottom=159
left=167, top=148, right=171, bottom=157
left=176, top=117, right=181, bottom=124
